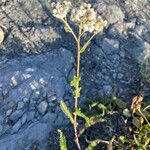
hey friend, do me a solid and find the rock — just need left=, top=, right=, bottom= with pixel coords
left=0, top=115, right=4, bottom=124
left=6, top=109, right=13, bottom=116
left=37, top=101, right=48, bottom=115
left=17, top=101, right=24, bottom=110
left=0, top=125, right=3, bottom=135
left=9, top=110, right=24, bottom=122
left=41, top=112, right=57, bottom=123
left=102, top=85, right=112, bottom=95
left=124, top=35, right=149, bottom=64
left=26, top=111, right=35, bottom=122
left=101, top=38, right=120, bottom=55
left=97, top=3, right=124, bottom=24
left=0, top=122, right=53, bottom=150
left=11, top=113, right=27, bottom=134
left=11, top=120, right=22, bottom=134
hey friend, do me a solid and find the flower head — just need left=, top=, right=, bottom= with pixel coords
left=71, top=3, right=97, bottom=33
left=51, top=1, right=71, bottom=19
left=94, top=16, right=107, bottom=33
left=71, top=3, right=107, bottom=33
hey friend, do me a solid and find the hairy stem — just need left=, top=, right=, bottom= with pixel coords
left=73, top=28, right=81, bottom=150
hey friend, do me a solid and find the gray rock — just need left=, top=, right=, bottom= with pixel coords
left=17, top=101, right=24, bottom=110
left=9, top=110, right=24, bottom=122
left=41, top=112, right=57, bottom=123
left=6, top=109, right=13, bottom=116
left=11, top=113, right=27, bottom=134
left=102, top=85, right=112, bottom=95
left=37, top=101, right=48, bottom=115
left=0, top=125, right=3, bottom=135
left=97, top=3, right=124, bottom=24
left=26, top=111, right=35, bottom=122
left=101, top=38, right=120, bottom=55
left=0, top=122, right=53, bottom=150
left=0, top=115, right=4, bottom=124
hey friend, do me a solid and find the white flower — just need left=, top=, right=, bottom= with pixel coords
left=71, top=3, right=97, bottom=33
left=51, top=1, right=71, bottom=19
left=94, top=16, right=107, bottom=33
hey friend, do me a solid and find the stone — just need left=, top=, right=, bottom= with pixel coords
left=41, top=112, right=57, bottom=123
left=101, top=38, right=120, bottom=55
left=17, top=101, right=24, bottom=110
left=26, top=111, right=35, bottom=121
left=97, top=3, right=124, bottom=24
left=11, top=114, right=27, bottom=134
left=37, top=101, right=48, bottom=115
left=9, top=110, right=24, bottom=122
left=6, top=109, right=13, bottom=116
left=102, top=85, right=112, bottom=95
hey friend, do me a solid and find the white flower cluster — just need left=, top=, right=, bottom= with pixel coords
left=71, top=3, right=107, bottom=33
left=51, top=1, right=107, bottom=33
left=51, top=1, right=71, bottom=19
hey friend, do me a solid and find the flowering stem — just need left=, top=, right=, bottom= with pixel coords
left=73, top=27, right=81, bottom=150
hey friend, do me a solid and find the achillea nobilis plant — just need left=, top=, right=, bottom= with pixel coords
left=51, top=1, right=107, bottom=150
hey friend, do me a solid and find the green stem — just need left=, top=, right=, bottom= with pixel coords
left=73, top=27, right=81, bottom=150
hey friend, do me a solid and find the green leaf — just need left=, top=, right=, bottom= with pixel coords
left=119, top=136, right=126, bottom=144
left=98, top=103, right=108, bottom=116
left=112, top=96, right=127, bottom=109
left=86, top=139, right=101, bottom=150
left=80, top=40, right=91, bottom=53
left=90, top=102, right=99, bottom=108
left=58, top=129, right=68, bottom=150
left=123, top=108, right=131, bottom=118
left=74, top=109, right=90, bottom=124
left=60, top=101, right=74, bottom=124
left=70, top=76, right=81, bottom=88
left=89, top=115, right=105, bottom=126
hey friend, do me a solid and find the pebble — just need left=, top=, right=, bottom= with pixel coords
left=37, top=101, right=48, bottom=115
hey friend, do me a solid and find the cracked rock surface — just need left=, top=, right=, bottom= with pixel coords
left=0, top=0, right=150, bottom=149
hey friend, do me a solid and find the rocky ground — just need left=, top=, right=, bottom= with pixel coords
left=0, top=0, right=150, bottom=149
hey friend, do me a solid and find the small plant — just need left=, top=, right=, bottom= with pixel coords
left=51, top=1, right=107, bottom=149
